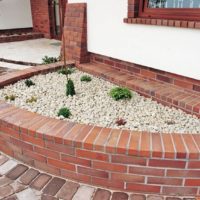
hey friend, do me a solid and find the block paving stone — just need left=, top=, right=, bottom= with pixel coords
left=43, top=177, right=66, bottom=196
left=6, top=164, right=28, bottom=180
left=0, top=153, right=197, bottom=200
left=57, top=181, right=80, bottom=200
left=19, top=168, right=39, bottom=185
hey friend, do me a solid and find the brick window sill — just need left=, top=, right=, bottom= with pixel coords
left=124, top=18, right=200, bottom=29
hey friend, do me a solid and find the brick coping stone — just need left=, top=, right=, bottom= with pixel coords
left=0, top=62, right=199, bottom=197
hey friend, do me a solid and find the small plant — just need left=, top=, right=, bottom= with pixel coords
left=42, top=56, right=58, bottom=64
left=81, top=75, right=92, bottom=82
left=58, top=107, right=71, bottom=118
left=116, top=118, right=127, bottom=126
left=66, top=79, right=76, bottom=96
left=5, top=94, right=16, bottom=101
left=26, top=96, right=37, bottom=103
left=109, top=87, right=132, bottom=101
left=25, top=79, right=35, bottom=87
left=58, top=67, right=75, bottom=75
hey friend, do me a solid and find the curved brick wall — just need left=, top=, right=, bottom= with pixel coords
left=0, top=63, right=199, bottom=197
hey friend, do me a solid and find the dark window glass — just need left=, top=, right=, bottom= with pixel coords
left=148, top=0, right=200, bottom=8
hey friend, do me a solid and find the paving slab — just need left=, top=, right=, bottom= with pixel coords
left=72, top=185, right=95, bottom=200
left=111, top=192, right=129, bottom=200
left=0, top=185, right=14, bottom=199
left=57, top=181, right=80, bottom=200
left=0, top=155, right=9, bottom=166
left=0, top=176, right=13, bottom=187
left=43, top=177, right=66, bottom=196
left=93, top=189, right=111, bottom=200
left=16, top=188, right=39, bottom=200
left=0, top=160, right=18, bottom=175
left=30, top=174, right=52, bottom=191
left=19, top=168, right=39, bottom=185
left=6, top=164, right=28, bottom=180
left=0, top=39, right=61, bottom=64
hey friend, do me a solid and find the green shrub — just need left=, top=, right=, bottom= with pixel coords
left=58, top=67, right=75, bottom=75
left=109, top=87, right=132, bottom=101
left=25, top=79, right=35, bottom=87
left=26, top=96, right=37, bottom=103
left=42, top=56, right=58, bottom=64
left=58, top=107, right=71, bottom=118
left=80, top=75, right=92, bottom=82
left=5, top=94, right=16, bottom=101
left=66, top=79, right=76, bottom=96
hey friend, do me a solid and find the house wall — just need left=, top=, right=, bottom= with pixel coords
left=0, top=0, right=33, bottom=30
left=68, top=0, right=200, bottom=81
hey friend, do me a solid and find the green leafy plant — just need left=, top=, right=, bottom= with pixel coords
left=42, top=56, right=58, bottom=64
left=25, top=79, right=35, bottom=87
left=5, top=94, right=16, bottom=101
left=80, top=75, right=92, bottom=82
left=58, top=67, right=75, bottom=75
left=26, top=96, right=37, bottom=103
left=66, top=79, right=76, bottom=96
left=109, top=87, right=132, bottom=101
left=57, top=107, right=71, bottom=118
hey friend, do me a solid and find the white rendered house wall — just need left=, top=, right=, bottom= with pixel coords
left=68, top=0, right=200, bottom=80
left=0, top=0, right=33, bottom=30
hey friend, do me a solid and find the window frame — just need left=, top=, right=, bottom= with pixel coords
left=138, top=0, right=200, bottom=21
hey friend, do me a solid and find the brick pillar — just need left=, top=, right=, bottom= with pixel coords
left=128, top=0, right=140, bottom=18
left=62, top=3, right=89, bottom=64
left=30, top=0, right=51, bottom=38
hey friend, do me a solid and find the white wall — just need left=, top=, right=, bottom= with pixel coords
left=69, top=0, right=200, bottom=80
left=0, top=0, right=33, bottom=30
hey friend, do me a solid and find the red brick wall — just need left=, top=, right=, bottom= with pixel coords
left=0, top=62, right=199, bottom=197
left=62, top=3, right=89, bottom=63
left=90, top=53, right=200, bottom=94
left=30, top=0, right=51, bottom=38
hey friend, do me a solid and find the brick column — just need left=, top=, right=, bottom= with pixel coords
left=30, top=0, right=51, bottom=38
left=62, top=3, right=89, bottom=64
left=128, top=0, right=140, bottom=18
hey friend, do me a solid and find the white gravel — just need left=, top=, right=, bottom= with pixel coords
left=0, top=69, right=200, bottom=134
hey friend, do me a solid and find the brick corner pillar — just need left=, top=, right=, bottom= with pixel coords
left=128, top=0, right=140, bottom=18
left=62, top=3, right=89, bottom=64
left=30, top=0, right=51, bottom=38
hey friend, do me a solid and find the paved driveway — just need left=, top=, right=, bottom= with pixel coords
left=0, top=39, right=61, bottom=69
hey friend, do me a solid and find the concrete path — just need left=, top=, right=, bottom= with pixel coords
left=0, top=153, right=196, bottom=200
left=0, top=39, right=61, bottom=66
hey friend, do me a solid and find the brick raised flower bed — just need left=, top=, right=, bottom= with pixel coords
left=0, top=62, right=199, bottom=197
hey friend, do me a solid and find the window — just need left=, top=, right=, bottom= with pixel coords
left=139, top=0, right=200, bottom=20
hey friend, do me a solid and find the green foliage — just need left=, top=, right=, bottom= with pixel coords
left=58, top=67, right=75, bottom=75
left=66, top=79, right=76, bottom=96
left=109, top=87, right=132, bottom=101
left=26, top=96, right=37, bottom=103
left=80, top=75, right=92, bottom=82
left=5, top=94, right=16, bottom=101
left=42, top=56, right=58, bottom=64
left=58, top=107, right=71, bottom=118
left=25, top=79, right=35, bottom=87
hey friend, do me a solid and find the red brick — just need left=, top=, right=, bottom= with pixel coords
left=117, top=130, right=130, bottom=154
left=23, top=149, right=47, bottom=162
left=78, top=166, right=108, bottom=178
left=21, top=134, right=45, bottom=147
left=76, top=149, right=109, bottom=161
left=93, top=161, right=127, bottom=173
left=106, top=129, right=121, bottom=153
left=111, top=173, right=144, bottom=183
left=162, top=186, right=197, bottom=196
left=147, top=177, right=182, bottom=186
left=129, top=166, right=165, bottom=176
left=149, top=159, right=186, bottom=168
left=185, top=179, right=200, bottom=186
left=47, top=158, right=75, bottom=171
left=126, top=183, right=160, bottom=193
left=61, top=154, right=91, bottom=167
left=128, top=132, right=141, bottom=156
left=34, top=146, right=60, bottom=159
left=139, top=132, right=151, bottom=157
left=152, top=133, right=163, bottom=158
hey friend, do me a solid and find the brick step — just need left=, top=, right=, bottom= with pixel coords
left=78, top=62, right=200, bottom=118
left=0, top=32, right=44, bottom=43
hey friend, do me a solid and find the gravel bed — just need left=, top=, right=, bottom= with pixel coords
left=0, top=69, right=200, bottom=134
